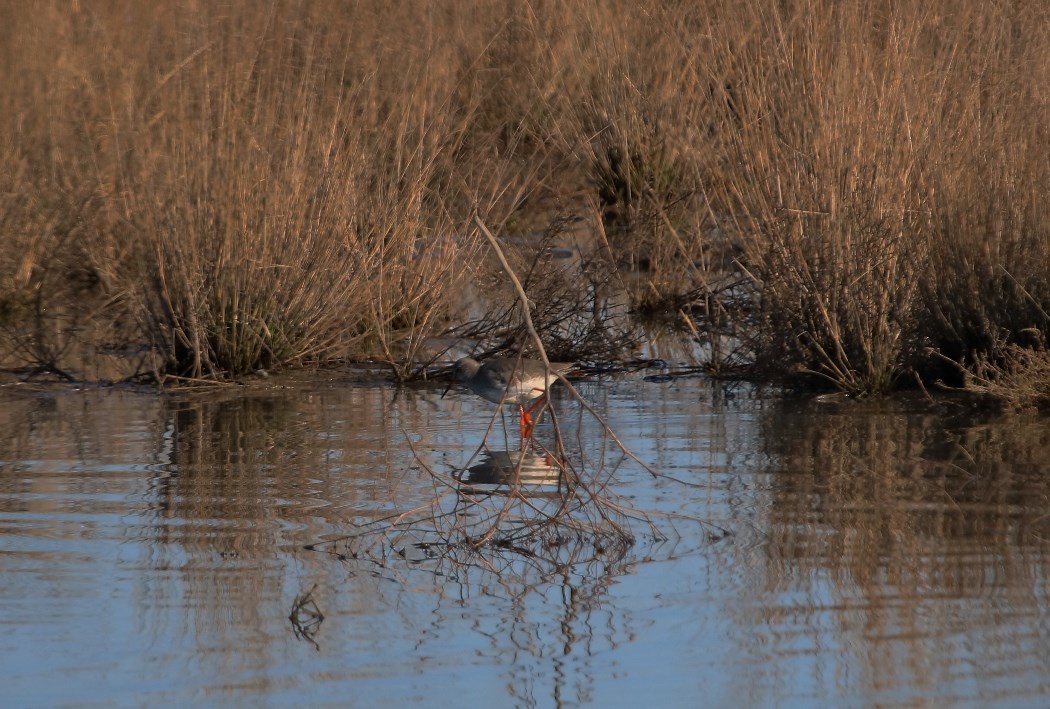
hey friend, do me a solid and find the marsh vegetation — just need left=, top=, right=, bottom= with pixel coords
left=3, top=1, right=1050, bottom=404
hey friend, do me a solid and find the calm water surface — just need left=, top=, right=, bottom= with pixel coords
left=2, top=373, right=1050, bottom=708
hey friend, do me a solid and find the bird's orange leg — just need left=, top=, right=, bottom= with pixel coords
left=523, top=394, right=547, bottom=417
left=519, top=395, right=547, bottom=442
left=519, top=408, right=534, bottom=439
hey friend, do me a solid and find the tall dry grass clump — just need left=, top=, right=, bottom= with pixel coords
left=692, top=1, right=1050, bottom=393
left=0, top=1, right=528, bottom=380
left=699, top=2, right=941, bottom=392
left=130, top=7, right=429, bottom=377
left=120, top=3, right=526, bottom=379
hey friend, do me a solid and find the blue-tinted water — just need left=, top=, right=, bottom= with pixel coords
left=1, top=374, right=1049, bottom=707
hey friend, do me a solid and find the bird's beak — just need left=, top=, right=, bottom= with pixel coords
left=441, top=377, right=455, bottom=399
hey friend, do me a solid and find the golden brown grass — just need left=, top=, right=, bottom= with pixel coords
left=705, top=1, right=1050, bottom=393
left=2, top=1, right=1049, bottom=394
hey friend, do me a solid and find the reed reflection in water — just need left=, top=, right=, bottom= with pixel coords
left=1, top=378, right=1050, bottom=706
left=711, top=397, right=1050, bottom=707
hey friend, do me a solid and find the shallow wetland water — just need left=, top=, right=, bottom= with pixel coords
left=2, top=372, right=1050, bottom=707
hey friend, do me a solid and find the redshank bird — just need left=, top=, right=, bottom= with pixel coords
left=452, top=356, right=573, bottom=440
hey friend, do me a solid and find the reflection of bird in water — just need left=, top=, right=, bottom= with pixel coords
left=451, top=356, right=574, bottom=440
left=459, top=450, right=564, bottom=490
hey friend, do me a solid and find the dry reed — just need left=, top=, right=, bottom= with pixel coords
left=1, top=1, right=1049, bottom=395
